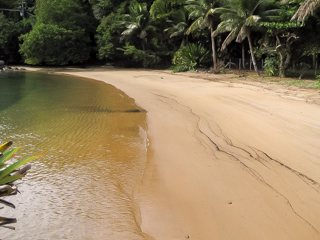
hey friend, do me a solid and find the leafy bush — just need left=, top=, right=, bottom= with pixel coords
left=263, top=57, right=279, bottom=76
left=118, top=44, right=161, bottom=68
left=19, top=23, right=90, bottom=65
left=96, top=16, right=116, bottom=61
left=172, top=43, right=210, bottom=72
left=95, top=12, right=125, bottom=62
left=0, top=141, right=42, bottom=229
left=0, top=13, right=25, bottom=63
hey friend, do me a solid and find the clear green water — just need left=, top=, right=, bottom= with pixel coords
left=0, top=71, right=149, bottom=239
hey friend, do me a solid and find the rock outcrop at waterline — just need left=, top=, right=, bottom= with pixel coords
left=0, top=62, right=26, bottom=72
left=0, top=60, right=4, bottom=71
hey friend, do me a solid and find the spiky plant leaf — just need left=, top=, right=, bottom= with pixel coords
left=0, top=174, right=24, bottom=185
left=0, top=185, right=17, bottom=196
left=0, top=199, right=16, bottom=209
left=0, top=216, right=17, bottom=226
left=0, top=154, right=43, bottom=180
left=0, top=225, right=15, bottom=230
left=0, top=147, right=22, bottom=165
left=0, top=141, right=13, bottom=154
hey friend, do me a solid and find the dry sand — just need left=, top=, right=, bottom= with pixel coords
left=28, top=67, right=320, bottom=239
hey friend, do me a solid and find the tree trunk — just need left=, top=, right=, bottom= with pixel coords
left=142, top=39, right=146, bottom=67
left=242, top=42, right=245, bottom=69
left=284, top=52, right=291, bottom=71
left=279, top=52, right=285, bottom=78
left=247, top=34, right=259, bottom=75
left=210, top=26, right=217, bottom=70
left=315, top=53, right=318, bottom=78
left=142, top=39, right=145, bottom=51
left=276, top=35, right=285, bottom=78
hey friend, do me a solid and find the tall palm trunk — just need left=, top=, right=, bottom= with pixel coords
left=210, top=25, right=217, bottom=70
left=242, top=42, right=245, bottom=69
left=180, top=36, right=188, bottom=48
left=247, top=34, right=259, bottom=75
left=141, top=39, right=146, bottom=67
left=142, top=39, right=145, bottom=51
left=275, top=35, right=284, bottom=77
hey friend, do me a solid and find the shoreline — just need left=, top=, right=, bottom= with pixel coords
left=23, top=67, right=320, bottom=239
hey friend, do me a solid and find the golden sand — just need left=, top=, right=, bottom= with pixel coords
left=27, top=67, right=320, bottom=239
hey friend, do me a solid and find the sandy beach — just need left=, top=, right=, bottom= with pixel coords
left=27, top=67, right=320, bottom=239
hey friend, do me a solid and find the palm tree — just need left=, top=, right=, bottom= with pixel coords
left=185, top=0, right=221, bottom=70
left=164, top=8, right=189, bottom=48
left=213, top=0, right=277, bottom=75
left=282, top=0, right=320, bottom=21
left=121, top=2, right=156, bottom=51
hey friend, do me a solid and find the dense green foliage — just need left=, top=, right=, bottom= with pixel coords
left=172, top=43, right=210, bottom=72
left=1, top=0, right=320, bottom=76
left=263, top=56, right=280, bottom=76
left=0, top=13, right=24, bottom=63
left=19, top=23, right=90, bottom=65
left=19, top=0, right=93, bottom=65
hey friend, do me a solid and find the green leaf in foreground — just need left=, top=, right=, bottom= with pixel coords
left=0, top=174, right=24, bottom=185
left=0, top=142, right=43, bottom=229
left=0, top=154, right=44, bottom=181
left=0, top=199, right=16, bottom=209
left=0, top=147, right=22, bottom=165
left=0, top=216, right=17, bottom=226
left=0, top=141, right=13, bottom=154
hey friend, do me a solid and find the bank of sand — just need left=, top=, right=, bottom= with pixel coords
left=29, top=67, right=320, bottom=239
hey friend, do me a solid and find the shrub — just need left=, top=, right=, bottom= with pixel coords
left=172, top=43, right=210, bottom=72
left=118, top=44, right=161, bottom=68
left=263, top=57, right=279, bottom=76
left=19, top=23, right=90, bottom=65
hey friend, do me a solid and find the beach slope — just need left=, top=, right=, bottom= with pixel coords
left=60, top=68, right=320, bottom=240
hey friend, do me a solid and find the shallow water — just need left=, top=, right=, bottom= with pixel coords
left=0, top=71, right=149, bottom=239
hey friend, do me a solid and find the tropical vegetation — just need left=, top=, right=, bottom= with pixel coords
left=1, top=0, right=320, bottom=77
left=0, top=141, right=43, bottom=229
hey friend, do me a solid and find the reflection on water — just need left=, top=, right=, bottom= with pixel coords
left=0, top=72, right=149, bottom=239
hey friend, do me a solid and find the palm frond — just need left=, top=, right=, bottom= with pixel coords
left=220, top=11, right=239, bottom=21
left=236, top=25, right=248, bottom=43
left=292, top=0, right=320, bottom=21
left=260, top=9, right=280, bottom=20
left=251, top=0, right=271, bottom=15
left=215, top=7, right=236, bottom=17
left=245, top=15, right=261, bottom=27
left=122, top=24, right=138, bottom=36
left=221, top=29, right=239, bottom=50
left=187, top=9, right=202, bottom=19
left=213, top=19, right=236, bottom=37
left=186, top=16, right=205, bottom=34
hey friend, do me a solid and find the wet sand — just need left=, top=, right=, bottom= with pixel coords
left=27, top=67, right=320, bottom=239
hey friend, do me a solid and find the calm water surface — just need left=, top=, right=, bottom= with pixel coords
left=0, top=71, right=149, bottom=240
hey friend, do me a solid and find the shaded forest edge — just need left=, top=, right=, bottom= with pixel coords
left=1, top=0, right=320, bottom=80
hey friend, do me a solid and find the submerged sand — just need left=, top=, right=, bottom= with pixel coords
left=28, top=67, right=320, bottom=239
